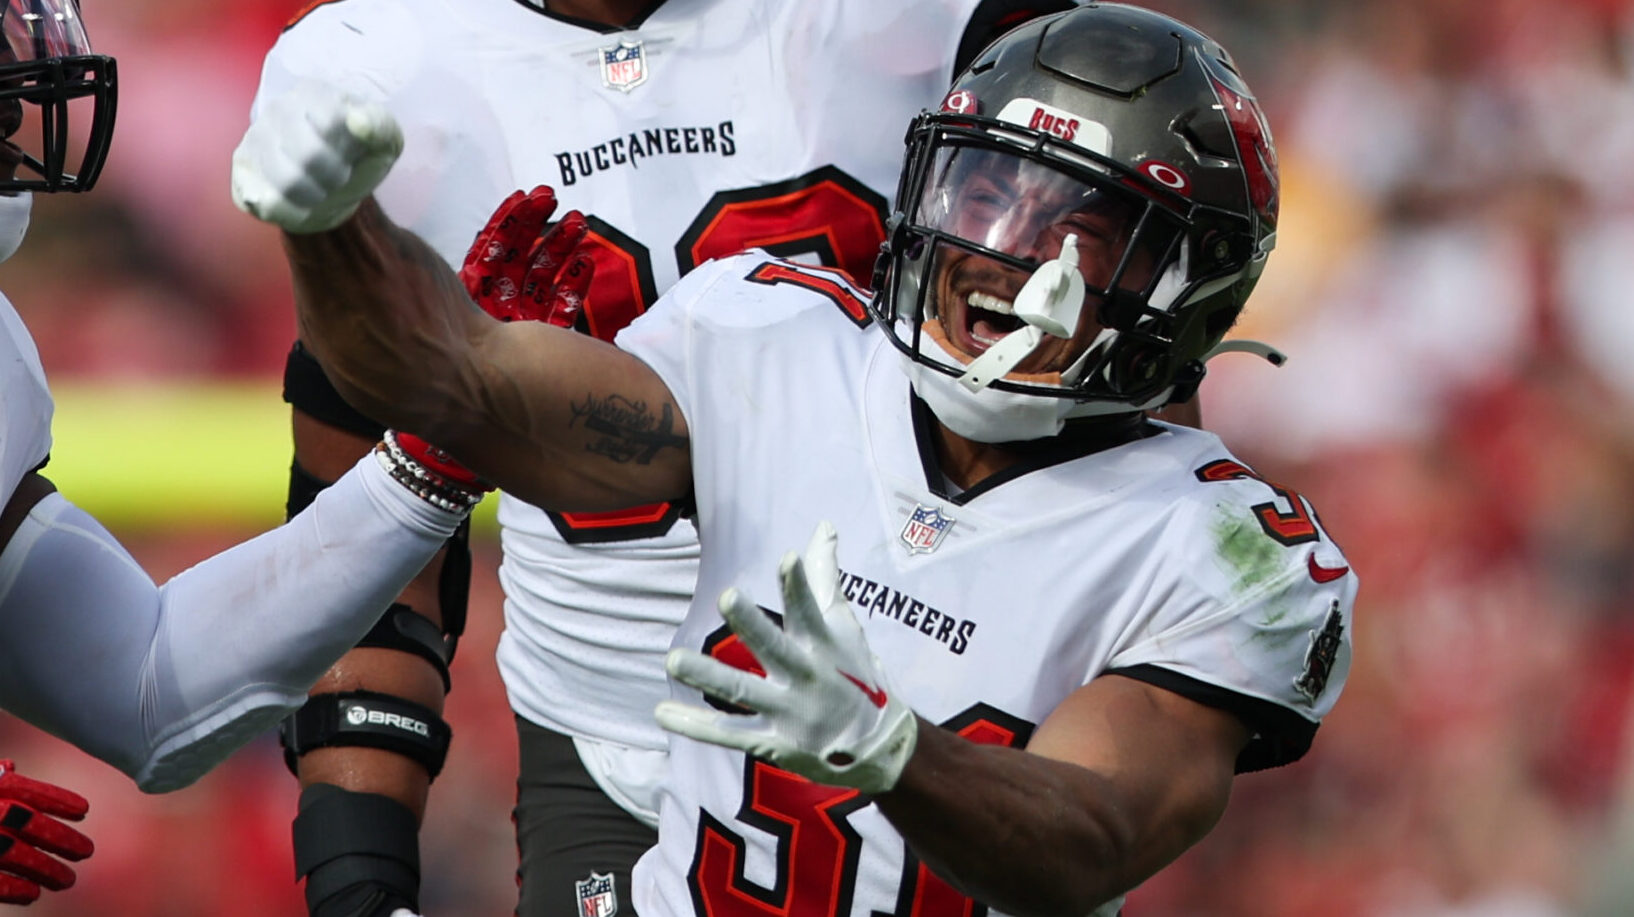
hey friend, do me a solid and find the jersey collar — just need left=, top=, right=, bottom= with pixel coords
left=909, top=391, right=1157, bottom=506
left=509, top=0, right=671, bottom=32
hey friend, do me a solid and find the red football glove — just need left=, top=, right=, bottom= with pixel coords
left=393, top=186, right=597, bottom=491
left=459, top=185, right=596, bottom=327
left=0, top=760, right=92, bottom=906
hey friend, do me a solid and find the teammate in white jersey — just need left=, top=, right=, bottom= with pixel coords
left=246, top=1, right=1070, bottom=914
left=234, top=4, right=1356, bottom=915
left=0, top=0, right=484, bottom=906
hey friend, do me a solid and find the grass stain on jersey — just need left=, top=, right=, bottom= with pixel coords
left=1211, top=509, right=1283, bottom=596
left=1212, top=509, right=1305, bottom=649
left=1252, top=604, right=1304, bottom=650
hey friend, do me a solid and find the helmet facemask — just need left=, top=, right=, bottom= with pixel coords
left=870, top=4, right=1282, bottom=442
left=0, top=0, right=116, bottom=193
left=878, top=113, right=1254, bottom=424
left=904, top=134, right=1189, bottom=392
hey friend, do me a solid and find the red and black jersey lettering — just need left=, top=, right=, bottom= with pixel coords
left=689, top=763, right=870, bottom=917
left=745, top=261, right=872, bottom=328
left=685, top=701, right=1035, bottom=917
left=1194, top=459, right=1318, bottom=546
left=677, top=165, right=887, bottom=283
left=880, top=705, right=1034, bottom=917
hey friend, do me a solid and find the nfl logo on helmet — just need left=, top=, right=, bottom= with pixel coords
left=900, top=504, right=955, bottom=555
left=600, top=40, right=648, bottom=92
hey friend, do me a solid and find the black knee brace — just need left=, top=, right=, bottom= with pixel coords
left=293, top=784, right=420, bottom=917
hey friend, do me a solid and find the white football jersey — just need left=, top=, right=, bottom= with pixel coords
left=256, top=0, right=985, bottom=763
left=618, top=253, right=1358, bottom=917
left=0, top=293, right=54, bottom=508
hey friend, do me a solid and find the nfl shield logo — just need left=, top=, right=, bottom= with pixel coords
left=900, top=504, right=955, bottom=555
left=600, top=40, right=648, bottom=92
left=575, top=871, right=618, bottom=917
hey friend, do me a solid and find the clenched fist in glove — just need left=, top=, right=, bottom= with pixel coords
left=230, top=80, right=403, bottom=234
left=392, top=185, right=597, bottom=489
left=0, top=761, right=92, bottom=905
left=656, top=522, right=920, bottom=795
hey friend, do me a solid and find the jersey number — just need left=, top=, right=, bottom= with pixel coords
left=688, top=704, right=1035, bottom=917
left=745, top=261, right=872, bottom=328
left=547, top=166, right=888, bottom=543
left=1194, top=459, right=1319, bottom=546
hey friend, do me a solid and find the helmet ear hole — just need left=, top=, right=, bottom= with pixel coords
left=1108, top=340, right=1170, bottom=396
left=1195, top=231, right=1232, bottom=273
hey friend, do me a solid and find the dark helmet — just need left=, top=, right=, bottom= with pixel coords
left=871, top=2, right=1279, bottom=424
left=0, top=0, right=116, bottom=192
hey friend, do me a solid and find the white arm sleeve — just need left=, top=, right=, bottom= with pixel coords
left=0, top=452, right=465, bottom=793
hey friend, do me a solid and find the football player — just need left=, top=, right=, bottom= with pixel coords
left=243, top=1, right=1073, bottom=915
left=0, top=0, right=487, bottom=904
left=234, top=4, right=1356, bottom=916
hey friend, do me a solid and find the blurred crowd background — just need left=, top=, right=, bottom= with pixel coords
left=4, top=0, right=1634, bottom=913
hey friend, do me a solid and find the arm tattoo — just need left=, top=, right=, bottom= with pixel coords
left=569, top=393, right=688, bottom=465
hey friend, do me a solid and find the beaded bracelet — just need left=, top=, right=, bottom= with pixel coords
left=375, top=431, right=488, bottom=514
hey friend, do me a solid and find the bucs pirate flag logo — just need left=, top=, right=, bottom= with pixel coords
left=575, top=871, right=618, bottom=917
left=600, top=40, right=648, bottom=92
left=1294, top=602, right=1344, bottom=703
left=901, top=504, right=955, bottom=555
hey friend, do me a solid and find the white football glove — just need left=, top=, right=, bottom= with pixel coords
left=388, top=910, right=422, bottom=917
left=656, top=521, right=918, bottom=794
left=230, top=80, right=403, bottom=234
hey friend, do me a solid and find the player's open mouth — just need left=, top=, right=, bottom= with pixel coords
left=964, top=290, right=1025, bottom=349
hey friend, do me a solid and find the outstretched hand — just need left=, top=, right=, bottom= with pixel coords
left=0, top=761, right=92, bottom=905
left=656, top=522, right=919, bottom=795
left=460, top=185, right=596, bottom=327
left=230, top=80, right=403, bottom=234
left=393, top=186, right=598, bottom=490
